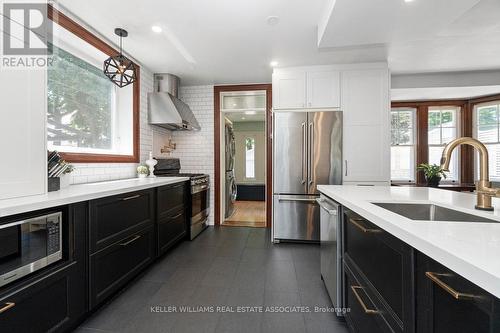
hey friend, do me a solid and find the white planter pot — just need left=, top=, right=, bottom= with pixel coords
left=60, top=173, right=71, bottom=188
left=138, top=173, right=148, bottom=178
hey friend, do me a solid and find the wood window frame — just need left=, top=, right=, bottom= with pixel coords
left=47, top=5, right=140, bottom=163
left=214, top=84, right=273, bottom=227
left=391, top=100, right=468, bottom=184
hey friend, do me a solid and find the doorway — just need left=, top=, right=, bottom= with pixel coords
left=214, top=84, right=272, bottom=228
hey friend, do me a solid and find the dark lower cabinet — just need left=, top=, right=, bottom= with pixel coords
left=344, top=263, right=391, bottom=333
left=344, top=208, right=414, bottom=333
left=157, top=207, right=186, bottom=256
left=416, top=252, right=500, bottom=333
left=89, top=189, right=154, bottom=253
left=0, top=203, right=87, bottom=333
left=90, top=226, right=155, bottom=308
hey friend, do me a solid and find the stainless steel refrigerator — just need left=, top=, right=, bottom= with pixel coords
left=224, top=122, right=237, bottom=218
left=273, top=111, right=342, bottom=242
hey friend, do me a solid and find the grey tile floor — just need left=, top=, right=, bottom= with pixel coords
left=76, top=227, right=348, bottom=333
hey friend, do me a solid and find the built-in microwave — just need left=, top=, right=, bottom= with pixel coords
left=0, top=212, right=62, bottom=288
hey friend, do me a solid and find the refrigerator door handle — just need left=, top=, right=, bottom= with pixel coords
left=278, top=195, right=318, bottom=203
left=301, top=122, right=307, bottom=185
left=308, top=121, right=314, bottom=186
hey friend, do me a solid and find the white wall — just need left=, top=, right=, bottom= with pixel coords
left=233, top=122, right=266, bottom=185
left=170, top=85, right=215, bottom=225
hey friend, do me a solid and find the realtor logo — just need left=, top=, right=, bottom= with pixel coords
left=2, top=2, right=52, bottom=55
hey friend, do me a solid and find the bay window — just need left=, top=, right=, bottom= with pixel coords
left=474, top=101, right=500, bottom=182
left=391, top=108, right=416, bottom=182
left=428, top=106, right=460, bottom=182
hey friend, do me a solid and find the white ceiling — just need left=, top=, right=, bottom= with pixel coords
left=58, top=0, right=500, bottom=86
left=224, top=112, right=266, bottom=123
left=391, top=85, right=500, bottom=101
left=319, top=0, right=500, bottom=74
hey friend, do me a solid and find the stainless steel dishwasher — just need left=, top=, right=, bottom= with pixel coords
left=317, top=194, right=343, bottom=315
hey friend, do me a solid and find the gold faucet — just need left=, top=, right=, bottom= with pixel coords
left=441, top=137, right=499, bottom=211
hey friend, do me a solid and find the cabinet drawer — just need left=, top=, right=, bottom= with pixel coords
left=157, top=208, right=187, bottom=256
left=344, top=264, right=391, bottom=333
left=90, top=226, right=155, bottom=308
left=416, top=253, right=500, bottom=333
left=157, top=182, right=187, bottom=218
left=0, top=263, right=83, bottom=333
left=90, top=189, right=154, bottom=253
left=344, top=209, right=413, bottom=324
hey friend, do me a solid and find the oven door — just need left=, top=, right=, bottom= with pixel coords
left=0, top=212, right=62, bottom=287
left=191, top=183, right=210, bottom=225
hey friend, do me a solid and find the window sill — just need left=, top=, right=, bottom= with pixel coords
left=60, top=152, right=139, bottom=163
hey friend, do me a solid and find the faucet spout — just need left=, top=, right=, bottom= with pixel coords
left=441, top=137, right=496, bottom=211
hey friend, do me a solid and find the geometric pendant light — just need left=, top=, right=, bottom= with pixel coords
left=103, top=28, right=137, bottom=88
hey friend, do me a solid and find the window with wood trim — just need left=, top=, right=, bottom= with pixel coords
left=428, top=106, right=460, bottom=182
left=474, top=101, right=500, bottom=182
left=391, top=108, right=417, bottom=182
left=46, top=6, right=139, bottom=163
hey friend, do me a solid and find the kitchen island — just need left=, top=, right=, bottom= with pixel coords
left=318, top=185, right=500, bottom=333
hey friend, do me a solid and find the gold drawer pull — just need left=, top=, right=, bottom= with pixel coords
left=122, top=194, right=141, bottom=201
left=349, top=218, right=382, bottom=233
left=119, top=235, right=141, bottom=246
left=0, top=302, right=15, bottom=314
left=351, top=286, right=379, bottom=314
left=425, top=272, right=480, bottom=300
left=169, top=213, right=183, bottom=219
left=425, top=272, right=481, bottom=300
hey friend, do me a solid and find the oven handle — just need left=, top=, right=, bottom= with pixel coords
left=0, top=212, right=60, bottom=229
left=192, top=184, right=210, bottom=194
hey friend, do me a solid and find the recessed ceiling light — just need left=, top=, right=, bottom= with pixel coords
left=151, top=26, right=162, bottom=33
left=241, top=117, right=246, bottom=120
left=404, top=0, right=414, bottom=2
left=270, top=61, right=279, bottom=67
left=266, top=16, right=280, bottom=26
left=245, top=111, right=257, bottom=115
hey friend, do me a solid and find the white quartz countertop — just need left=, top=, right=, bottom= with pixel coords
left=317, top=185, right=500, bottom=298
left=0, top=177, right=189, bottom=218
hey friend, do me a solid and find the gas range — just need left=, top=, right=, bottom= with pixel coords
left=154, top=158, right=210, bottom=240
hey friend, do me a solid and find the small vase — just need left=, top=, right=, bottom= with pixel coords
left=426, top=176, right=441, bottom=187
left=138, top=173, right=147, bottom=179
left=145, top=151, right=157, bottom=178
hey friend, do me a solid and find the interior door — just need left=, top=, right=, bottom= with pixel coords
left=307, top=111, right=343, bottom=194
left=273, top=112, right=308, bottom=194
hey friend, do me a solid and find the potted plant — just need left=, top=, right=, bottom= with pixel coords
left=137, top=165, right=149, bottom=178
left=417, top=163, right=447, bottom=187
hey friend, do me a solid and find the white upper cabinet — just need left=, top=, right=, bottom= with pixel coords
left=342, top=67, right=390, bottom=183
left=306, top=70, right=340, bottom=108
left=272, top=67, right=340, bottom=110
left=0, top=16, right=47, bottom=199
left=272, top=70, right=306, bottom=109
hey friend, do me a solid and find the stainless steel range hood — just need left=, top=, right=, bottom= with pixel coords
left=148, top=73, right=201, bottom=130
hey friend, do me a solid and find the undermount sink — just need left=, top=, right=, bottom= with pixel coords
left=372, top=202, right=499, bottom=223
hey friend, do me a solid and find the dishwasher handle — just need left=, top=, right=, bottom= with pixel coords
left=316, top=198, right=337, bottom=215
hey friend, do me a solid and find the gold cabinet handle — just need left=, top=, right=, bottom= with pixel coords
left=349, top=218, right=382, bottom=234
left=122, top=194, right=141, bottom=201
left=0, top=302, right=15, bottom=314
left=119, top=235, right=141, bottom=246
left=169, top=213, right=183, bottom=219
left=351, top=286, right=379, bottom=314
left=425, top=272, right=479, bottom=300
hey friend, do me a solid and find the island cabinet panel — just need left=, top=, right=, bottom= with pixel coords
left=344, top=263, right=394, bottom=333
left=343, top=208, right=415, bottom=333
left=415, top=253, right=500, bottom=333
left=89, top=226, right=155, bottom=308
left=89, top=189, right=155, bottom=253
